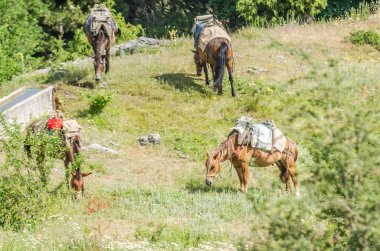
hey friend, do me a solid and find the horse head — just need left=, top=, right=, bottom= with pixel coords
left=71, top=167, right=92, bottom=199
left=192, top=50, right=203, bottom=76
left=205, top=152, right=221, bottom=186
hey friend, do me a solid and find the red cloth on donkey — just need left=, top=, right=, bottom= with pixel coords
left=47, top=117, right=64, bottom=131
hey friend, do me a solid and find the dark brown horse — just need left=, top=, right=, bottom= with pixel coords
left=193, top=37, right=235, bottom=96
left=205, top=132, right=300, bottom=196
left=24, top=119, right=82, bottom=184
left=87, top=27, right=113, bottom=82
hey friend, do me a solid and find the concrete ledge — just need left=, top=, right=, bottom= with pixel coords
left=1, top=86, right=55, bottom=129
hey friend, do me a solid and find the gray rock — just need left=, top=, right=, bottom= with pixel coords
left=138, top=136, right=150, bottom=146
left=148, top=134, right=161, bottom=145
left=84, top=143, right=118, bottom=154
left=247, top=66, right=268, bottom=74
left=111, top=37, right=170, bottom=56
left=138, top=37, right=170, bottom=46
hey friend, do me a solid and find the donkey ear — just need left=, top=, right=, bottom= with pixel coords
left=82, top=172, right=92, bottom=177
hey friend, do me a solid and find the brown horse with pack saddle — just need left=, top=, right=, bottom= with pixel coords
left=24, top=113, right=84, bottom=186
left=205, top=117, right=300, bottom=196
left=85, top=4, right=118, bottom=82
left=192, top=15, right=235, bottom=96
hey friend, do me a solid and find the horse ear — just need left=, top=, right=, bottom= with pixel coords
left=71, top=172, right=76, bottom=177
left=82, top=172, right=92, bottom=177
left=190, top=50, right=196, bottom=54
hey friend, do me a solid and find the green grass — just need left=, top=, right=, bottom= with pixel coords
left=1, top=16, right=380, bottom=250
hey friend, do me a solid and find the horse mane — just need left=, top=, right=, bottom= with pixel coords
left=76, top=168, right=81, bottom=181
left=212, top=133, right=237, bottom=162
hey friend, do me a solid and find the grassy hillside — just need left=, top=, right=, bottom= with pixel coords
left=1, top=16, right=379, bottom=250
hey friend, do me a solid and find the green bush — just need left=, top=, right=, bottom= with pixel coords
left=0, top=0, right=46, bottom=82
left=237, top=0, right=328, bottom=25
left=86, top=91, right=113, bottom=115
left=318, top=0, right=377, bottom=19
left=0, top=175, right=52, bottom=231
left=349, top=29, right=380, bottom=50
left=0, top=117, right=65, bottom=231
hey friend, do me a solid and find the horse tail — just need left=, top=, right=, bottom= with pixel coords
left=95, top=29, right=106, bottom=46
left=76, top=168, right=81, bottom=180
left=214, top=42, right=228, bottom=90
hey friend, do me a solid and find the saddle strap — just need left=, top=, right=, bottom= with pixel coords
left=283, top=138, right=295, bottom=161
left=271, top=127, right=275, bottom=154
left=238, top=128, right=248, bottom=145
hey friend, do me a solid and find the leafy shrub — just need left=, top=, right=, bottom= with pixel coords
left=86, top=91, right=113, bottom=115
left=0, top=0, right=46, bottom=82
left=309, top=106, right=380, bottom=249
left=0, top=175, right=52, bottom=231
left=0, top=117, right=65, bottom=230
left=67, top=29, right=93, bottom=58
left=349, top=29, right=380, bottom=50
left=115, top=15, right=143, bottom=42
left=237, top=0, right=328, bottom=25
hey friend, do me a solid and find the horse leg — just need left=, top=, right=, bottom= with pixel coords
left=64, top=158, right=71, bottom=188
left=65, top=148, right=74, bottom=188
left=276, top=160, right=291, bottom=193
left=227, top=59, right=235, bottom=97
left=105, top=52, right=110, bottom=75
left=210, top=64, right=214, bottom=79
left=232, top=160, right=244, bottom=192
left=242, top=161, right=250, bottom=193
left=203, top=63, right=209, bottom=85
left=82, top=185, right=85, bottom=197
left=288, top=159, right=300, bottom=197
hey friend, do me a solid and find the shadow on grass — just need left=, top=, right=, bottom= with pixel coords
left=50, top=181, right=67, bottom=195
left=77, top=109, right=90, bottom=118
left=76, top=108, right=99, bottom=118
left=185, top=179, right=237, bottom=194
left=154, top=73, right=208, bottom=94
left=45, top=67, right=94, bottom=88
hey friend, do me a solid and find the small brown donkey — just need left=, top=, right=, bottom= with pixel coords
left=205, top=132, right=300, bottom=196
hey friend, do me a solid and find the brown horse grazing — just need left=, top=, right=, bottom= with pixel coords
left=71, top=168, right=92, bottom=198
left=87, top=28, right=112, bottom=82
left=205, top=132, right=300, bottom=196
left=193, top=37, right=235, bottom=97
left=24, top=120, right=82, bottom=184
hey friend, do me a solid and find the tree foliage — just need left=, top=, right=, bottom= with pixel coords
left=0, top=0, right=376, bottom=82
left=236, top=0, right=328, bottom=25
left=0, top=0, right=46, bottom=82
left=0, top=0, right=142, bottom=83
